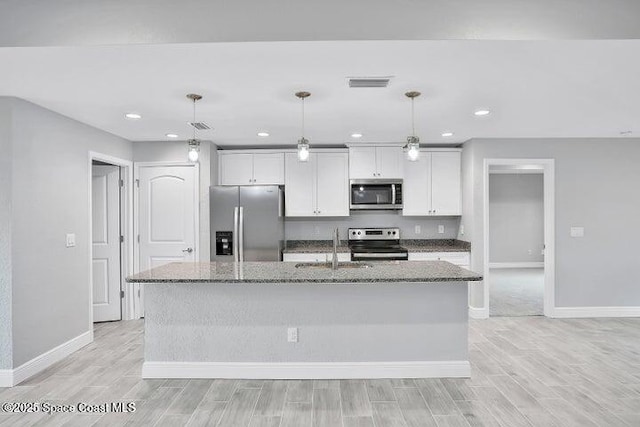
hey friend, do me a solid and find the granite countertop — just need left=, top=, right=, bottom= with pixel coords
left=283, top=240, right=351, bottom=254
left=126, top=261, right=482, bottom=284
left=283, top=239, right=470, bottom=254
left=401, top=239, right=471, bottom=253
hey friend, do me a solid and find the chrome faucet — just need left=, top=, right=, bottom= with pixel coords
left=332, top=227, right=339, bottom=270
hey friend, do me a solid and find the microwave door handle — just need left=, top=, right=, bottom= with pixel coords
left=391, top=184, right=396, bottom=205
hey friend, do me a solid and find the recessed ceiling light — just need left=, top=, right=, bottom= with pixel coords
left=257, top=132, right=270, bottom=137
left=474, top=110, right=491, bottom=116
left=441, top=132, right=454, bottom=137
left=124, top=113, right=142, bottom=120
left=351, top=133, right=363, bottom=138
left=166, top=133, right=178, bottom=138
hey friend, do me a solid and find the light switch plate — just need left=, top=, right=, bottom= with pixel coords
left=66, top=233, right=76, bottom=247
left=414, top=225, right=421, bottom=234
left=570, top=227, right=584, bottom=238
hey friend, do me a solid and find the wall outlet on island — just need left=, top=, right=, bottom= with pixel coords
left=438, top=225, right=445, bottom=234
left=287, top=327, right=298, bottom=343
left=414, top=225, right=421, bottom=234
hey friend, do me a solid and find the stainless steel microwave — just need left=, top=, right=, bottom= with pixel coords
left=350, top=179, right=403, bottom=210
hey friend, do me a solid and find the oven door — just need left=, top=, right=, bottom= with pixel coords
left=350, top=180, right=403, bottom=210
left=351, top=250, right=409, bottom=261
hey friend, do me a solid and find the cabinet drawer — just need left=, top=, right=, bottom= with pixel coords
left=408, top=251, right=470, bottom=266
left=283, top=252, right=350, bottom=263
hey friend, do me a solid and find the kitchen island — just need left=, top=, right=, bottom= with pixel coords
left=127, top=261, right=482, bottom=379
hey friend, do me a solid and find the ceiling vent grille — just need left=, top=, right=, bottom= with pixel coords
left=188, top=122, right=211, bottom=130
left=348, top=77, right=392, bottom=88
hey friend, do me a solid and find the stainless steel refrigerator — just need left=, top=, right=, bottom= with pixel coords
left=210, top=185, right=284, bottom=262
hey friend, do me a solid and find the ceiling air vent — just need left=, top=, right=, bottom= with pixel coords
left=188, top=122, right=211, bottom=130
left=348, top=77, right=392, bottom=88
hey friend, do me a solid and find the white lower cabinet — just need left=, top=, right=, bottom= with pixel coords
left=283, top=253, right=351, bottom=263
left=408, top=252, right=470, bottom=269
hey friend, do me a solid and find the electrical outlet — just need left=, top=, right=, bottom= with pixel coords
left=438, top=225, right=445, bottom=234
left=460, top=224, right=465, bottom=235
left=287, top=327, right=298, bottom=343
left=414, top=225, right=421, bottom=234
left=570, top=227, right=584, bottom=238
left=66, top=233, right=76, bottom=248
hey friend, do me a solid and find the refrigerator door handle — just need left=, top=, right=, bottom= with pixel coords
left=239, top=206, right=244, bottom=262
left=233, top=206, right=239, bottom=263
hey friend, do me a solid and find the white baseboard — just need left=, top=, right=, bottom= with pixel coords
left=142, top=360, right=471, bottom=379
left=6, top=330, right=93, bottom=387
left=0, top=370, right=13, bottom=388
left=488, top=262, right=544, bottom=269
left=552, top=306, right=640, bottom=318
left=468, top=306, right=489, bottom=319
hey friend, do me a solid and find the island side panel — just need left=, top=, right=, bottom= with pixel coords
left=143, top=281, right=469, bottom=379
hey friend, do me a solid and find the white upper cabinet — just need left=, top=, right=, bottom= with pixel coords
left=402, top=150, right=461, bottom=216
left=349, top=146, right=403, bottom=179
left=219, top=152, right=284, bottom=185
left=285, top=151, right=349, bottom=217
left=430, top=151, right=461, bottom=215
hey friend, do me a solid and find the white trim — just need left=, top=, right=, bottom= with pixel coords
left=0, top=370, right=13, bottom=388
left=2, top=331, right=92, bottom=387
left=468, top=306, right=489, bottom=319
left=89, top=152, right=135, bottom=322
left=488, top=262, right=544, bottom=269
left=483, top=158, right=555, bottom=318
left=142, top=360, right=471, bottom=379
left=551, top=306, right=640, bottom=318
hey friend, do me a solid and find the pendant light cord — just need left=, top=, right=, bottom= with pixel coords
left=411, top=97, right=415, bottom=137
left=192, top=99, right=196, bottom=140
left=301, top=97, right=305, bottom=138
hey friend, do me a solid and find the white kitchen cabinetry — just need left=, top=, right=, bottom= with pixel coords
left=403, top=150, right=461, bottom=216
left=408, top=251, right=470, bottom=269
left=283, top=252, right=350, bottom=263
left=349, top=146, right=403, bottom=179
left=285, top=151, right=349, bottom=217
left=219, top=152, right=284, bottom=185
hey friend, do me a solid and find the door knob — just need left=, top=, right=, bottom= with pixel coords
left=182, top=247, right=194, bottom=253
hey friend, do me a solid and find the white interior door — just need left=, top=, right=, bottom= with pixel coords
left=92, top=165, right=122, bottom=322
left=138, top=165, right=198, bottom=272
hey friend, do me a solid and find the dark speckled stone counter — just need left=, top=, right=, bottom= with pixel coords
left=126, top=261, right=482, bottom=284
left=283, top=240, right=350, bottom=254
left=401, top=239, right=471, bottom=253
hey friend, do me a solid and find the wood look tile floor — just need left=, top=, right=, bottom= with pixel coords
left=1, top=317, right=640, bottom=426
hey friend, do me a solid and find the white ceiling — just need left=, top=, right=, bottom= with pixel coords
left=1, top=40, right=639, bottom=147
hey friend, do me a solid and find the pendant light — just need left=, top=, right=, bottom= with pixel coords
left=295, top=91, right=311, bottom=162
left=405, top=91, right=421, bottom=161
left=186, top=93, right=203, bottom=162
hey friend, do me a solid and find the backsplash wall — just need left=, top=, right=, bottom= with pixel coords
left=285, top=211, right=461, bottom=241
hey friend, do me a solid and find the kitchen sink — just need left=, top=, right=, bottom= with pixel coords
left=295, top=262, right=373, bottom=269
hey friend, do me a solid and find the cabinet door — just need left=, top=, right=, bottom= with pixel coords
left=219, top=153, right=254, bottom=185
left=253, top=153, right=284, bottom=185
left=284, top=152, right=316, bottom=217
left=431, top=151, right=461, bottom=215
left=376, top=146, right=403, bottom=179
left=316, top=152, right=349, bottom=217
left=402, top=152, right=431, bottom=216
left=348, top=147, right=377, bottom=179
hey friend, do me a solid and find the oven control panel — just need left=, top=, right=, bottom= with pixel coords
left=348, top=228, right=400, bottom=241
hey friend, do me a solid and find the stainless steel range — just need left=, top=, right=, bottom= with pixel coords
left=348, top=227, right=409, bottom=261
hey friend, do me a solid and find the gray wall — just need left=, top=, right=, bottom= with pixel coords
left=0, top=100, right=12, bottom=369
left=285, top=211, right=461, bottom=242
left=3, top=0, right=640, bottom=47
left=4, top=97, right=132, bottom=367
left=133, top=141, right=215, bottom=262
left=489, top=174, right=544, bottom=263
left=460, top=138, right=640, bottom=309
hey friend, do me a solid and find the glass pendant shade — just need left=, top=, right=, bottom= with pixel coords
left=188, top=139, right=200, bottom=162
left=297, top=137, right=310, bottom=162
left=407, top=136, right=420, bottom=162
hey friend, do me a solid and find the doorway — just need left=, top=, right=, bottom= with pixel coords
left=89, top=152, right=134, bottom=323
left=483, top=159, right=555, bottom=318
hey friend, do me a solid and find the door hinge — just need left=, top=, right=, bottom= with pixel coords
left=137, top=235, right=140, bottom=243
left=120, top=235, right=124, bottom=243
left=120, top=290, right=125, bottom=298
left=119, top=179, right=124, bottom=187
left=135, top=179, right=140, bottom=188
left=138, top=289, right=141, bottom=297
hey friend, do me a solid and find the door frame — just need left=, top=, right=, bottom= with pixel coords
left=133, top=161, right=200, bottom=318
left=88, top=152, right=134, bottom=324
left=482, top=158, right=555, bottom=318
